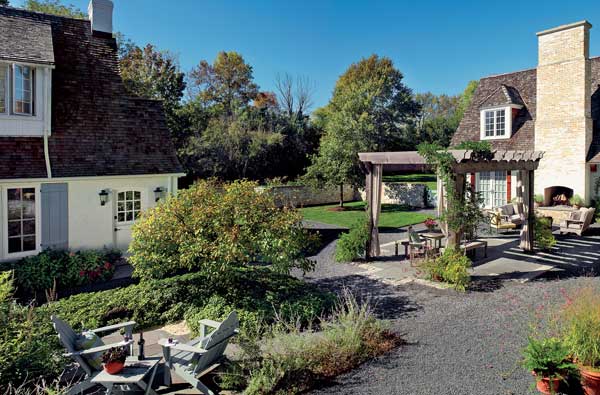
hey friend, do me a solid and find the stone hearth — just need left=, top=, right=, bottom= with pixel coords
left=536, top=205, right=579, bottom=225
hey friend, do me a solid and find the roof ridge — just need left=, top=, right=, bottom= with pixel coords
left=481, top=66, right=536, bottom=80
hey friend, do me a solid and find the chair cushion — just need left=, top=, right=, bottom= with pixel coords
left=509, top=214, right=523, bottom=224
left=76, top=331, right=103, bottom=370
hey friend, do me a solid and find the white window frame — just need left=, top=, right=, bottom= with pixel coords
left=0, top=64, right=8, bottom=115
left=2, top=186, right=41, bottom=259
left=476, top=171, right=507, bottom=208
left=115, top=189, right=143, bottom=225
left=479, top=105, right=522, bottom=141
left=12, top=64, right=34, bottom=116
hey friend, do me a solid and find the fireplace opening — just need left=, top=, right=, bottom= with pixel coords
left=543, top=186, right=574, bottom=206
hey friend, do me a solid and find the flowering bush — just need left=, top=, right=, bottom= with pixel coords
left=129, top=179, right=318, bottom=280
left=4, top=249, right=121, bottom=298
left=423, top=218, right=437, bottom=229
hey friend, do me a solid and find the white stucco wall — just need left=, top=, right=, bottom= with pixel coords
left=0, top=174, right=179, bottom=262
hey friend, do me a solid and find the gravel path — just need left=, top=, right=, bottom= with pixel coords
left=299, top=221, right=600, bottom=395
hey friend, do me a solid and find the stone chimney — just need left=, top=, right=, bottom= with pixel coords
left=535, top=21, right=593, bottom=203
left=88, top=0, right=113, bottom=35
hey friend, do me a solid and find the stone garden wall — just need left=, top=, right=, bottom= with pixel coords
left=260, top=185, right=359, bottom=207
left=359, top=182, right=431, bottom=208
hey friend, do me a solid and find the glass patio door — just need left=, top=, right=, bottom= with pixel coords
left=478, top=171, right=507, bottom=208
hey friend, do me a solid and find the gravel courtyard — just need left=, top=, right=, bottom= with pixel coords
left=299, top=223, right=600, bottom=395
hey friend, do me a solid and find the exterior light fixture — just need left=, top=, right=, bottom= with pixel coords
left=154, top=187, right=166, bottom=202
left=99, top=189, right=109, bottom=206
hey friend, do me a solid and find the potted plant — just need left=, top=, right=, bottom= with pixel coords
left=570, top=194, right=584, bottom=210
left=534, top=194, right=544, bottom=209
left=423, top=218, right=437, bottom=232
left=559, top=287, right=600, bottom=395
left=101, top=346, right=128, bottom=375
left=522, top=337, right=577, bottom=394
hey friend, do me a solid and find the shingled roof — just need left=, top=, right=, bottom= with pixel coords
left=0, top=14, right=54, bottom=64
left=452, top=57, right=600, bottom=157
left=0, top=6, right=183, bottom=179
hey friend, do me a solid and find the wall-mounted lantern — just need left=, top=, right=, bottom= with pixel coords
left=99, top=189, right=109, bottom=206
left=154, top=187, right=166, bottom=202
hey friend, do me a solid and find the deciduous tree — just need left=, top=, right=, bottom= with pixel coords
left=23, top=0, right=86, bottom=18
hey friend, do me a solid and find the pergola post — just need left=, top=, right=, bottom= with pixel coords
left=519, top=169, right=535, bottom=252
left=446, top=173, right=465, bottom=250
left=365, top=163, right=383, bottom=259
left=436, top=170, right=447, bottom=236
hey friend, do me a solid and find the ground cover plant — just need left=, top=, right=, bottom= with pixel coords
left=129, top=179, right=318, bottom=280
left=301, top=201, right=429, bottom=229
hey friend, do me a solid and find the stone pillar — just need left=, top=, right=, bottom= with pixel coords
left=535, top=21, right=593, bottom=203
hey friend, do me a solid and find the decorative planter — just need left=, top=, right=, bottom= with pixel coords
left=535, top=376, right=561, bottom=394
left=104, top=361, right=125, bottom=375
left=573, top=204, right=581, bottom=210
left=581, top=367, right=600, bottom=395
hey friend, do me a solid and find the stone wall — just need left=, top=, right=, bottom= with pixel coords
left=535, top=21, right=593, bottom=203
left=260, top=185, right=358, bottom=207
left=359, top=182, right=430, bottom=208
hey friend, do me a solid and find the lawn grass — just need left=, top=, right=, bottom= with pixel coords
left=383, top=173, right=437, bottom=190
left=301, top=201, right=430, bottom=229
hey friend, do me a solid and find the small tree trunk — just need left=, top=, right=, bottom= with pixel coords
left=339, top=183, right=344, bottom=208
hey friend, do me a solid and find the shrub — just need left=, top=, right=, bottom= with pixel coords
left=129, top=179, right=318, bottom=280
left=243, top=290, right=402, bottom=395
left=535, top=194, right=544, bottom=204
left=4, top=249, right=120, bottom=298
left=535, top=216, right=556, bottom=251
left=0, top=273, right=63, bottom=391
left=335, top=216, right=369, bottom=262
left=558, top=286, right=600, bottom=369
left=570, top=194, right=585, bottom=207
left=423, top=247, right=471, bottom=291
left=522, top=336, right=577, bottom=384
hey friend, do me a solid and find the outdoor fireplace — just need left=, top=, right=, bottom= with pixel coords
left=543, top=186, right=573, bottom=206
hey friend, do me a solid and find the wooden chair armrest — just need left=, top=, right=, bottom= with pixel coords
left=199, top=319, right=221, bottom=329
left=90, top=321, right=136, bottom=334
left=158, top=338, right=207, bottom=355
left=565, top=219, right=584, bottom=226
left=64, top=339, right=133, bottom=357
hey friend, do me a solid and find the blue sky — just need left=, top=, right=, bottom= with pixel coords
left=12, top=0, right=600, bottom=110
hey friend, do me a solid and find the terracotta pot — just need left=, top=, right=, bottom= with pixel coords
left=581, top=367, right=600, bottom=395
left=104, top=361, right=125, bottom=375
left=532, top=372, right=561, bottom=394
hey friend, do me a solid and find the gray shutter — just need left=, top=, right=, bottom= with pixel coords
left=41, top=183, right=68, bottom=250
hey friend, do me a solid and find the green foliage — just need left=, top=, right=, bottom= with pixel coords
left=570, top=194, right=584, bottom=206
left=129, top=180, right=317, bottom=280
left=304, top=55, right=419, bottom=195
left=423, top=247, right=471, bottom=291
left=3, top=249, right=120, bottom=298
left=335, top=216, right=369, bottom=262
left=243, top=291, right=401, bottom=395
left=522, top=337, right=577, bottom=381
left=0, top=273, right=63, bottom=391
left=535, top=216, right=556, bottom=251
left=558, top=287, right=600, bottom=369
left=455, top=80, right=479, bottom=121
left=535, top=194, right=544, bottom=204
left=23, top=0, right=86, bottom=18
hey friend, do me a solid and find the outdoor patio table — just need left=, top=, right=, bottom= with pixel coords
left=91, top=356, right=161, bottom=395
left=421, top=232, right=444, bottom=252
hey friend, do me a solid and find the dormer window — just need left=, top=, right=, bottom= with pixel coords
left=13, top=65, right=34, bottom=115
left=484, top=108, right=505, bottom=138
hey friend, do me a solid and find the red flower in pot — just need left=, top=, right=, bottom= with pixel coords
left=101, top=346, right=128, bottom=374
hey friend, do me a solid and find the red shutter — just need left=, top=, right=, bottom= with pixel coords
left=470, top=173, right=476, bottom=187
left=506, top=172, right=512, bottom=203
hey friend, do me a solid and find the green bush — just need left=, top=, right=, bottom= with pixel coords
left=243, top=291, right=402, bottom=394
left=423, top=247, right=471, bottom=291
left=522, top=336, right=577, bottom=383
left=129, top=179, right=318, bottom=280
left=335, top=216, right=369, bottom=262
left=570, top=194, right=585, bottom=207
left=0, top=273, right=64, bottom=391
left=2, top=249, right=121, bottom=298
left=535, top=216, right=556, bottom=251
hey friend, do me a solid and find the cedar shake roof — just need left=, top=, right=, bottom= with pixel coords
left=0, top=14, right=54, bottom=64
left=452, top=57, right=600, bottom=157
left=0, top=6, right=183, bottom=179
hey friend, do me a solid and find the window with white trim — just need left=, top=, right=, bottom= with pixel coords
left=0, top=64, right=7, bottom=114
left=483, top=108, right=505, bottom=138
left=13, top=64, right=34, bottom=115
left=6, top=188, right=37, bottom=254
left=117, top=191, right=142, bottom=223
left=477, top=171, right=507, bottom=208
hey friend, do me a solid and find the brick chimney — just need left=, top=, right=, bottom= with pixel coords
left=88, top=0, right=113, bottom=35
left=535, top=21, right=593, bottom=203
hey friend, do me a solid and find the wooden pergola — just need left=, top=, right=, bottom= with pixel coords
left=359, top=150, right=545, bottom=258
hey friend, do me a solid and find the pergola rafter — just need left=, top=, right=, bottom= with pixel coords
left=359, top=150, right=544, bottom=259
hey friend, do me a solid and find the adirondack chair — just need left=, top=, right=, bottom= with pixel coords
left=51, top=315, right=136, bottom=395
left=159, top=311, right=239, bottom=395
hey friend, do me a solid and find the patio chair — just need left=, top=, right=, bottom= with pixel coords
left=408, top=227, right=432, bottom=265
left=560, top=207, right=596, bottom=236
left=489, top=203, right=524, bottom=233
left=160, top=311, right=239, bottom=395
left=50, top=315, right=136, bottom=395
